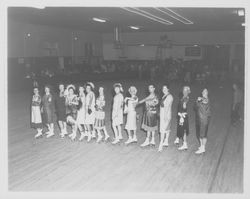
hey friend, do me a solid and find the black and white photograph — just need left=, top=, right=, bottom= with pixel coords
left=0, top=0, right=249, bottom=198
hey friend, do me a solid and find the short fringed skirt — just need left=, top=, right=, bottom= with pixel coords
left=94, top=111, right=105, bottom=129
left=141, top=110, right=158, bottom=131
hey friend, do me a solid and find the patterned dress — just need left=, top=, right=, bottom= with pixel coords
left=42, top=94, right=55, bottom=124
left=112, top=93, right=124, bottom=126
left=94, top=95, right=106, bottom=129
left=194, top=97, right=211, bottom=138
left=85, top=91, right=96, bottom=125
left=66, top=94, right=78, bottom=121
left=141, top=94, right=159, bottom=131
left=77, top=94, right=86, bottom=125
left=125, top=96, right=138, bottom=131
left=31, top=94, right=43, bottom=128
left=176, top=96, right=189, bottom=139
left=55, top=92, right=67, bottom=122
left=160, top=94, right=173, bottom=133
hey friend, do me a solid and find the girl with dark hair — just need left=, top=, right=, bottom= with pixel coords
left=158, top=84, right=173, bottom=152
left=194, top=88, right=211, bottom=154
left=77, top=85, right=87, bottom=141
left=138, top=84, right=159, bottom=147
left=65, top=84, right=79, bottom=140
left=94, top=87, right=110, bottom=143
left=111, top=83, right=124, bottom=144
left=85, top=82, right=96, bottom=142
left=174, top=86, right=191, bottom=151
left=124, top=86, right=139, bottom=145
left=31, top=87, right=43, bottom=138
left=41, top=85, right=56, bottom=138
left=55, top=83, right=68, bottom=138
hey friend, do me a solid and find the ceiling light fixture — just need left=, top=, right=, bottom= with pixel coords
left=132, top=7, right=173, bottom=24
left=92, top=17, right=106, bottom=23
left=241, top=23, right=245, bottom=26
left=31, top=5, right=45, bottom=9
left=154, top=7, right=193, bottom=24
left=121, top=7, right=172, bottom=25
left=238, top=9, right=245, bottom=16
left=129, top=26, right=140, bottom=30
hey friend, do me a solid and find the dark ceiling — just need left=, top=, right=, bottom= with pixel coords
left=8, top=7, right=245, bottom=32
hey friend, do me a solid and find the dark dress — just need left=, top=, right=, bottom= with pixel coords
left=176, top=96, right=189, bottom=139
left=141, top=95, right=159, bottom=131
left=194, top=97, right=211, bottom=138
left=55, top=93, right=67, bottom=122
left=41, top=94, right=55, bottom=124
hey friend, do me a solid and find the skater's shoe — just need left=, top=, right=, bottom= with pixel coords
left=35, top=131, right=43, bottom=138
left=158, top=144, right=163, bottom=152
left=150, top=139, right=155, bottom=146
left=69, top=133, right=77, bottom=140
left=111, top=138, right=120, bottom=145
left=96, top=135, right=103, bottom=143
left=195, top=146, right=205, bottom=154
left=163, top=139, right=169, bottom=147
left=46, top=132, right=55, bottom=138
left=91, top=132, right=96, bottom=139
left=178, top=142, right=188, bottom=151
left=79, top=132, right=86, bottom=141
left=87, top=133, right=92, bottom=142
left=174, top=137, right=179, bottom=145
left=140, top=138, right=150, bottom=147
left=125, top=138, right=133, bottom=145
left=131, top=136, right=137, bottom=143
left=104, top=135, right=110, bottom=141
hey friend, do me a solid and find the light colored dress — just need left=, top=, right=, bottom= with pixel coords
left=85, top=91, right=95, bottom=125
left=125, top=96, right=138, bottom=131
left=77, top=93, right=86, bottom=125
left=160, top=94, right=173, bottom=133
left=112, top=93, right=124, bottom=126
left=31, top=94, right=43, bottom=129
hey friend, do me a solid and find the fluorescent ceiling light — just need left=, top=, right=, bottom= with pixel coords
left=31, top=5, right=45, bottom=9
left=121, top=7, right=172, bottom=25
left=92, top=17, right=106, bottom=23
left=132, top=7, right=173, bottom=24
left=193, top=44, right=198, bottom=47
left=238, top=9, right=245, bottom=16
left=241, top=23, right=245, bottom=26
left=154, top=7, right=193, bottom=24
left=129, top=26, right=140, bottom=30
left=140, top=44, right=145, bottom=46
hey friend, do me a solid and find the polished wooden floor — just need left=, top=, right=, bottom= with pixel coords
left=8, top=80, right=244, bottom=192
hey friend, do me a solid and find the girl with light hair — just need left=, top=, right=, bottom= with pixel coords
left=174, top=85, right=191, bottom=150
left=111, top=83, right=124, bottom=144
left=124, top=86, right=139, bottom=145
